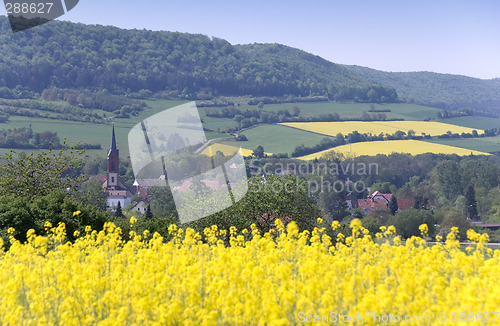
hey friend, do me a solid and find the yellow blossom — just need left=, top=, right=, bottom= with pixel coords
left=0, top=221, right=497, bottom=325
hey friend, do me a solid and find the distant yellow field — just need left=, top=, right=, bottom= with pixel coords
left=298, top=140, right=490, bottom=160
left=281, top=121, right=483, bottom=137
left=201, top=143, right=259, bottom=157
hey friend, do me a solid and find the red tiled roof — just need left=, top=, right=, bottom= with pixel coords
left=397, top=198, right=414, bottom=210
left=137, top=186, right=148, bottom=198
left=369, top=191, right=392, bottom=202
left=358, top=198, right=388, bottom=211
left=383, top=194, right=393, bottom=202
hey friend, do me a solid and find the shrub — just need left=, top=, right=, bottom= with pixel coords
left=387, top=209, right=436, bottom=239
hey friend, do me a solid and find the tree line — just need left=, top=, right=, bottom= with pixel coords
left=0, top=127, right=101, bottom=150
left=289, top=128, right=487, bottom=158
left=1, top=144, right=500, bottom=247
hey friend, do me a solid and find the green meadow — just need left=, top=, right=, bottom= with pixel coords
left=425, top=136, right=500, bottom=154
left=222, top=124, right=330, bottom=155
left=1, top=98, right=500, bottom=159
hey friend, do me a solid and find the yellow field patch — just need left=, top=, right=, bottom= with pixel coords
left=201, top=143, right=257, bottom=157
left=298, top=140, right=490, bottom=160
left=281, top=121, right=483, bottom=137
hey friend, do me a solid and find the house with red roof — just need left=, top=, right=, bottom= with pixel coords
left=346, top=191, right=414, bottom=214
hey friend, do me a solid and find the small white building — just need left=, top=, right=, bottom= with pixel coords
left=131, top=200, right=148, bottom=214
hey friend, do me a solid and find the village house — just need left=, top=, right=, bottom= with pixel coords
left=346, top=191, right=414, bottom=214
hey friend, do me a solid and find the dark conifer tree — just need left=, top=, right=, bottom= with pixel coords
left=145, top=204, right=153, bottom=219
left=114, top=201, right=124, bottom=218
left=389, top=195, right=398, bottom=215
left=464, top=184, right=478, bottom=220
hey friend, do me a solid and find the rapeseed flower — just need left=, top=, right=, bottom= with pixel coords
left=0, top=221, right=497, bottom=325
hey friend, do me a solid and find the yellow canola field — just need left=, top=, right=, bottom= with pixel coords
left=298, top=139, right=490, bottom=160
left=201, top=143, right=254, bottom=157
left=0, top=220, right=498, bottom=325
left=281, top=121, right=483, bottom=137
left=201, top=143, right=272, bottom=157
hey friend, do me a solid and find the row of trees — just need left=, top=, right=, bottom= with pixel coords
left=0, top=127, right=59, bottom=149
left=248, top=152, right=500, bottom=240
left=1, top=143, right=499, bottom=246
left=208, top=105, right=396, bottom=133
left=1, top=97, right=104, bottom=123
left=41, top=88, right=147, bottom=117
left=292, top=135, right=346, bottom=157
left=288, top=127, right=488, bottom=158
left=0, top=127, right=101, bottom=150
left=0, top=87, right=148, bottom=124
left=437, top=107, right=473, bottom=119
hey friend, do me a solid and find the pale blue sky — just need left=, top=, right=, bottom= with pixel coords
left=3, top=0, right=500, bottom=79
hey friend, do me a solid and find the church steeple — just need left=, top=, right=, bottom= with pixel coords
left=108, top=124, right=119, bottom=156
left=107, top=124, right=120, bottom=189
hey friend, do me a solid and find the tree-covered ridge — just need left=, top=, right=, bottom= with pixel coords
left=345, top=65, right=500, bottom=114
left=234, top=43, right=397, bottom=101
left=0, top=17, right=395, bottom=101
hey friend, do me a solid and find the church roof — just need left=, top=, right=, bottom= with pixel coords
left=110, top=124, right=117, bottom=150
left=108, top=124, right=119, bottom=156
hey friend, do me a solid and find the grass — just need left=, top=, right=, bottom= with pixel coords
left=438, top=116, right=500, bottom=130
left=425, top=137, right=500, bottom=153
left=233, top=102, right=442, bottom=120
left=281, top=121, right=483, bottom=137
left=221, top=124, right=329, bottom=155
left=1, top=117, right=112, bottom=157
left=1, top=99, right=197, bottom=159
left=297, top=140, right=490, bottom=160
left=145, top=99, right=239, bottom=136
left=1, top=97, right=498, bottom=162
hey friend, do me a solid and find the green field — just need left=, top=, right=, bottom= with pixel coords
left=0, top=99, right=194, bottom=159
left=2, top=97, right=500, bottom=160
left=229, top=102, right=441, bottom=120
left=425, top=137, right=500, bottom=153
left=439, top=116, right=500, bottom=130
left=146, top=99, right=239, bottom=136
left=1, top=117, right=113, bottom=157
left=222, top=124, right=330, bottom=154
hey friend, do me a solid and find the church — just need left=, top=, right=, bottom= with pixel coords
left=101, top=125, right=135, bottom=208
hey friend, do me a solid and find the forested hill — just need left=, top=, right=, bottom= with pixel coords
left=345, top=65, right=500, bottom=114
left=0, top=17, right=396, bottom=101
left=1, top=16, right=499, bottom=111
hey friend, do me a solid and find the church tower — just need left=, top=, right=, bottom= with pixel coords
left=107, top=124, right=119, bottom=190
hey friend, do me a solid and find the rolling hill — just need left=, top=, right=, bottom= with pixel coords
left=1, top=16, right=500, bottom=112
left=0, top=16, right=394, bottom=101
left=344, top=65, right=500, bottom=113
